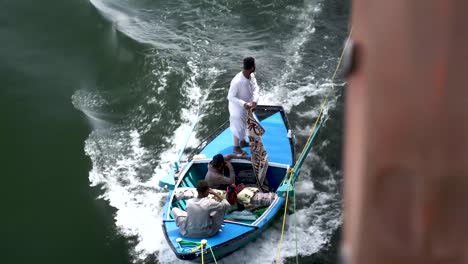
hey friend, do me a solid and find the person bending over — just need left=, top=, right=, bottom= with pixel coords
left=205, top=154, right=237, bottom=190
left=172, top=180, right=230, bottom=238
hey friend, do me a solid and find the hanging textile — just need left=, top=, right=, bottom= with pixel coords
left=247, top=109, right=269, bottom=191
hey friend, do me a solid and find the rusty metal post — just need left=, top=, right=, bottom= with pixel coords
left=343, top=1, right=468, bottom=263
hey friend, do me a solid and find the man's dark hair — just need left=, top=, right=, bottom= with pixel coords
left=196, top=180, right=210, bottom=193
left=243, top=57, right=255, bottom=70
left=210, top=154, right=225, bottom=168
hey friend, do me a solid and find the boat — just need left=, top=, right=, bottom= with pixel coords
left=159, top=105, right=296, bottom=262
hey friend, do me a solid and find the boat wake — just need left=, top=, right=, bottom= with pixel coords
left=81, top=0, right=345, bottom=262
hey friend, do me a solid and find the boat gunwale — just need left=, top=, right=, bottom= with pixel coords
left=161, top=104, right=296, bottom=261
left=185, top=105, right=296, bottom=164
left=161, top=220, right=259, bottom=261
left=163, top=159, right=289, bottom=221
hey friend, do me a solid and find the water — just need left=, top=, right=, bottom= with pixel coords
left=0, top=0, right=349, bottom=263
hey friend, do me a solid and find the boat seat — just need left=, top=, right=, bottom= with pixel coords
left=169, top=199, right=188, bottom=220
left=182, top=172, right=198, bottom=188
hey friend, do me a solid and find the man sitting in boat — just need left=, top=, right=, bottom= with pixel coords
left=205, top=154, right=236, bottom=190
left=172, top=180, right=231, bottom=238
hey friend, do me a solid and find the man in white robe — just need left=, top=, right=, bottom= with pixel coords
left=227, top=57, right=259, bottom=155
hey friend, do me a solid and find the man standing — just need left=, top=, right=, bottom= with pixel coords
left=172, top=180, right=230, bottom=238
left=227, top=57, right=259, bottom=155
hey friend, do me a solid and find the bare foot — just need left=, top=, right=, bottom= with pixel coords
left=233, top=146, right=247, bottom=156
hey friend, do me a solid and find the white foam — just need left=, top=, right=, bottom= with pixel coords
left=262, top=2, right=321, bottom=111
left=84, top=0, right=343, bottom=263
left=85, top=129, right=170, bottom=261
left=90, top=0, right=146, bottom=44
left=72, top=89, right=112, bottom=129
left=278, top=161, right=341, bottom=262
left=152, top=55, right=210, bottom=186
left=90, top=0, right=125, bottom=21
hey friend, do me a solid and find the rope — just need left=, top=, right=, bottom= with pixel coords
left=209, top=246, right=218, bottom=264
left=330, top=27, right=352, bottom=83
left=292, top=27, right=353, bottom=175
left=294, top=185, right=298, bottom=264
left=292, top=104, right=325, bottom=174
left=190, top=244, right=203, bottom=253
left=201, top=242, right=204, bottom=264
left=176, top=238, right=218, bottom=263
left=277, top=172, right=293, bottom=263
left=275, top=27, right=353, bottom=263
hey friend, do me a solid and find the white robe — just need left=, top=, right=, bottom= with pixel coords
left=227, top=71, right=260, bottom=139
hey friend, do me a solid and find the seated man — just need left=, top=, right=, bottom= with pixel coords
left=205, top=154, right=236, bottom=190
left=172, top=180, right=230, bottom=238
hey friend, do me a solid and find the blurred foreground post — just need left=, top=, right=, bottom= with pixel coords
left=343, top=1, right=468, bottom=263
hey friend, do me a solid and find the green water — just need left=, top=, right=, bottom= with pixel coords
left=1, top=1, right=133, bottom=263
left=1, top=0, right=349, bottom=263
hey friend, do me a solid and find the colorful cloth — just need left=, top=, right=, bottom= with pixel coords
left=174, top=187, right=225, bottom=201
left=250, top=192, right=277, bottom=207
left=237, top=187, right=259, bottom=205
left=174, top=187, right=198, bottom=201
left=247, top=110, right=269, bottom=191
left=237, top=187, right=276, bottom=208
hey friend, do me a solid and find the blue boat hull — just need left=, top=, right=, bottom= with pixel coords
left=160, top=105, right=295, bottom=261
left=162, top=196, right=286, bottom=262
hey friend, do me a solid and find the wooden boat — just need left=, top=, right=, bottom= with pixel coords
left=159, top=105, right=296, bottom=262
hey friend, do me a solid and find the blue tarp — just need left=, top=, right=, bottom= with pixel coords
left=200, top=112, right=292, bottom=166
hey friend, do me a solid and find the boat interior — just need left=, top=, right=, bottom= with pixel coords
left=169, top=159, right=288, bottom=225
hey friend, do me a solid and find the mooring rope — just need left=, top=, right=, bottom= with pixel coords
left=276, top=27, right=353, bottom=263
left=176, top=238, right=218, bottom=264
left=201, top=241, right=204, bottom=264
left=276, top=171, right=293, bottom=264
left=209, top=245, right=218, bottom=264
